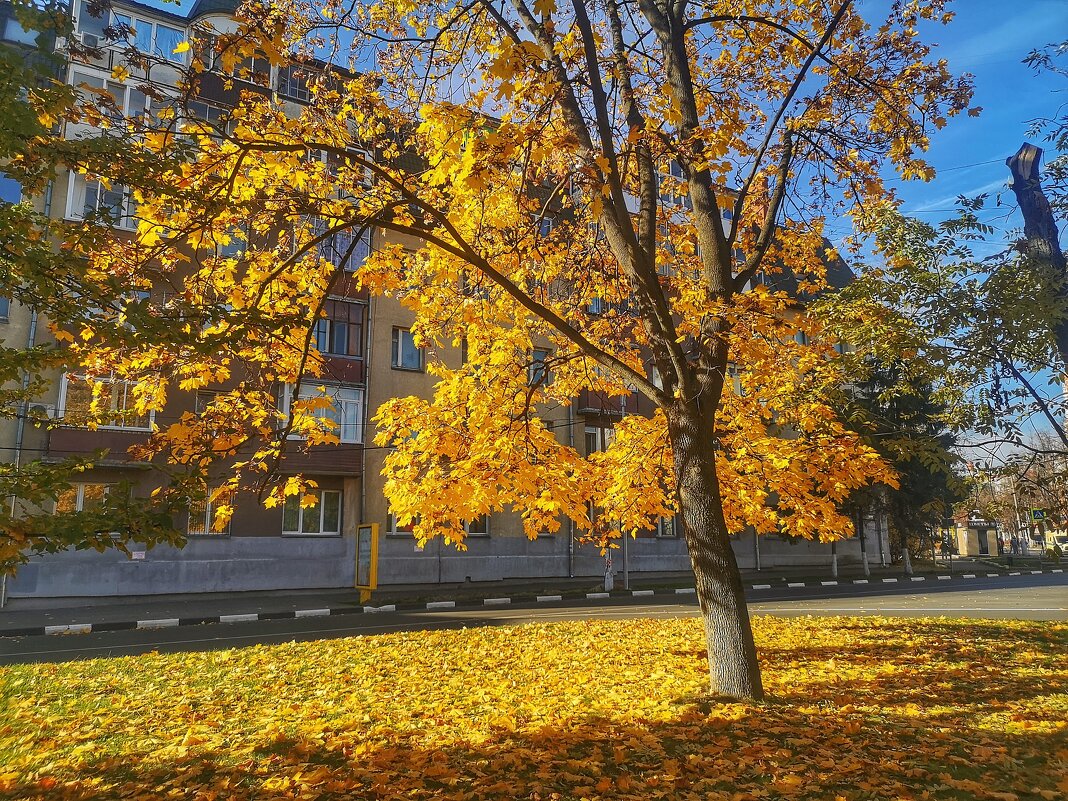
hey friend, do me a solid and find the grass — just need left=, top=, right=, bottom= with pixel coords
left=1, top=616, right=1066, bottom=800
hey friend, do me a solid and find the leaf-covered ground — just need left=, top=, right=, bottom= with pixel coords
left=1, top=616, right=1065, bottom=800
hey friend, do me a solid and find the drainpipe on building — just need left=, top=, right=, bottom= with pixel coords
left=753, top=529, right=761, bottom=571
left=2, top=308, right=40, bottom=609
left=566, top=400, right=575, bottom=578
left=857, top=508, right=870, bottom=578
left=359, top=294, right=374, bottom=529
left=830, top=540, right=838, bottom=579
left=877, top=510, right=887, bottom=567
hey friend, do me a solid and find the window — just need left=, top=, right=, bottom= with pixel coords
left=188, top=487, right=233, bottom=536
left=391, top=327, right=423, bottom=371
left=528, top=348, right=551, bottom=386
left=317, top=224, right=371, bottom=272
left=794, top=331, right=809, bottom=346
left=77, top=2, right=188, bottom=64
left=3, top=17, right=37, bottom=46
left=657, top=516, right=679, bottom=538
left=466, top=514, right=490, bottom=536
left=386, top=510, right=417, bottom=536
left=55, top=483, right=110, bottom=513
left=584, top=425, right=616, bottom=455
left=185, top=100, right=229, bottom=128
left=314, top=299, right=364, bottom=358
left=71, top=69, right=150, bottom=123
left=0, top=172, right=20, bottom=204
left=282, top=489, right=341, bottom=535
left=658, top=160, right=693, bottom=210
left=59, top=374, right=153, bottom=430
left=194, top=390, right=218, bottom=414
left=0, top=297, right=9, bottom=321
left=67, top=173, right=137, bottom=230
left=281, top=383, right=364, bottom=444
left=278, top=64, right=313, bottom=102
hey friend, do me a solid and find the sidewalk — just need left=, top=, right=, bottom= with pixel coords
left=3, top=559, right=1056, bottom=638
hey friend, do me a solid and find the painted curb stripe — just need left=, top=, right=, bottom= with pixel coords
left=363, top=604, right=396, bottom=613
left=882, top=578, right=898, bottom=583
left=937, top=576, right=951, bottom=580
left=962, top=574, right=976, bottom=579
left=586, top=592, right=610, bottom=599
left=752, top=584, right=772, bottom=590
left=632, top=590, right=655, bottom=596
left=536, top=595, right=563, bottom=602
left=219, top=613, right=259, bottom=624
left=911, top=577, right=926, bottom=582
left=821, top=581, right=838, bottom=586
left=483, top=598, right=511, bottom=606
left=295, top=608, right=331, bottom=618
left=136, top=618, right=179, bottom=629
left=787, top=582, right=805, bottom=588
left=1009, top=571, right=1021, bottom=576
left=854, top=579, right=869, bottom=584
left=987, top=573, right=1000, bottom=577
left=426, top=601, right=455, bottom=610
left=675, top=588, right=696, bottom=595
left=44, top=623, right=92, bottom=635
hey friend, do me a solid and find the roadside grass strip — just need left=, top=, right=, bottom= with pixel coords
left=1, top=617, right=1065, bottom=800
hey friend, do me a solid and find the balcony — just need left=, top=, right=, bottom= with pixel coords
left=577, top=389, right=639, bottom=417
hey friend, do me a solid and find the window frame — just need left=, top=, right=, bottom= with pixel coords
left=54, top=482, right=111, bottom=514
left=66, top=171, right=138, bottom=231
left=314, top=299, right=365, bottom=359
left=75, top=2, right=188, bottom=64
left=391, top=327, right=424, bottom=372
left=187, top=487, right=234, bottom=536
left=279, top=382, right=364, bottom=444
left=281, top=489, right=342, bottom=536
left=58, top=373, right=155, bottom=431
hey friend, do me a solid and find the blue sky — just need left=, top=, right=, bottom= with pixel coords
left=883, top=0, right=1068, bottom=238
left=147, top=0, right=1067, bottom=239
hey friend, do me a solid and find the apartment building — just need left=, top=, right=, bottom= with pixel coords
left=1, top=0, right=887, bottom=598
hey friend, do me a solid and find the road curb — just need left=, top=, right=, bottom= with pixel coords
left=3, top=568, right=1061, bottom=638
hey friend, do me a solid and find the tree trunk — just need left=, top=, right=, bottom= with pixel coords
left=667, top=404, right=764, bottom=701
left=1006, top=143, right=1068, bottom=368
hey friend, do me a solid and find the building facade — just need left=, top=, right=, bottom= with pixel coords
left=2, top=0, right=887, bottom=598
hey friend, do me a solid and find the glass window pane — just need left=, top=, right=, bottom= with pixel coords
left=322, top=491, right=340, bottom=533
left=133, top=19, right=152, bottom=52
left=188, top=498, right=208, bottom=535
left=282, top=496, right=299, bottom=532
left=0, top=297, right=9, bottom=319
left=154, top=25, right=185, bottom=61
left=81, top=484, right=107, bottom=511
left=301, top=498, right=321, bottom=534
left=4, top=18, right=37, bottom=45
left=62, top=378, right=93, bottom=424
left=55, top=487, right=79, bottom=514
left=314, top=319, right=329, bottom=353
left=78, top=1, right=107, bottom=37
left=0, top=174, right=20, bottom=204
left=330, top=321, right=348, bottom=355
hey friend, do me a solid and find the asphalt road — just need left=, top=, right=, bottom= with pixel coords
left=2, top=573, right=1064, bottom=666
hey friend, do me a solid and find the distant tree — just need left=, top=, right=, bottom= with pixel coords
left=842, top=361, right=966, bottom=569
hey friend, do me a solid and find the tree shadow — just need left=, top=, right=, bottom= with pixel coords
left=4, top=703, right=1064, bottom=800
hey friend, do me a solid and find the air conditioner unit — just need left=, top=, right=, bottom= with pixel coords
left=27, top=403, right=57, bottom=421
left=78, top=31, right=100, bottom=48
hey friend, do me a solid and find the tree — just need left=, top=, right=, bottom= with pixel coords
left=842, top=360, right=966, bottom=571
left=0, top=0, right=187, bottom=568
left=18, top=0, right=972, bottom=700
